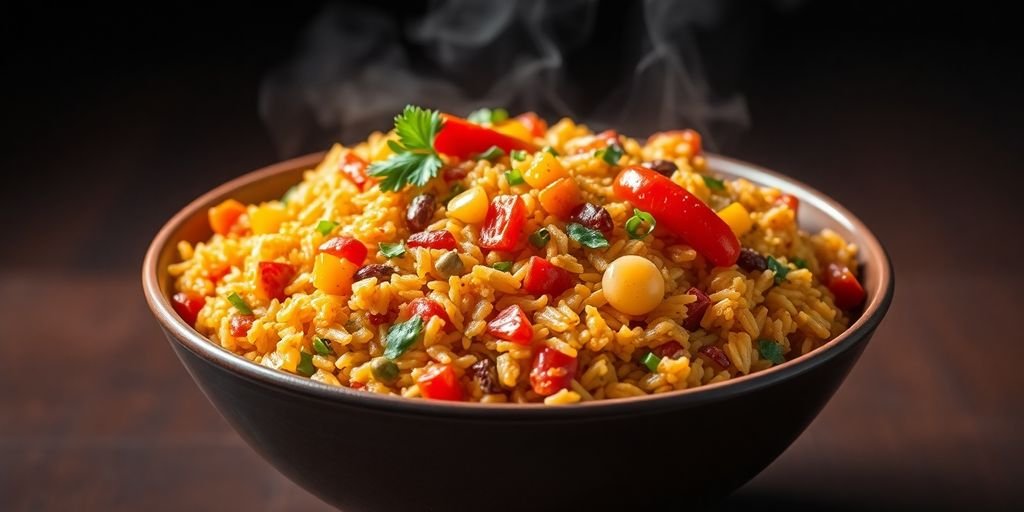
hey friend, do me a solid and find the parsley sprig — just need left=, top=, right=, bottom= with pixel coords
left=368, top=106, right=445, bottom=192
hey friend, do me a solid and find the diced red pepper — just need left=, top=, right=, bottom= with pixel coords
left=652, top=341, right=685, bottom=359
left=230, top=314, right=255, bottom=337
left=826, top=263, right=866, bottom=310
left=698, top=345, right=731, bottom=369
left=367, top=310, right=396, bottom=326
left=486, top=305, right=533, bottom=345
left=256, top=261, right=296, bottom=302
left=479, top=195, right=526, bottom=251
left=529, top=347, right=578, bottom=396
left=339, top=152, right=373, bottom=190
left=318, top=236, right=368, bottom=265
left=407, top=230, right=458, bottom=251
left=207, top=266, right=230, bottom=283
left=777, top=194, right=799, bottom=214
left=405, top=297, right=450, bottom=324
left=417, top=364, right=464, bottom=401
left=522, top=256, right=575, bottom=297
left=515, top=112, right=548, bottom=138
left=434, top=114, right=539, bottom=159
left=683, top=287, right=711, bottom=331
left=171, top=292, right=205, bottom=326
left=613, top=166, right=740, bottom=267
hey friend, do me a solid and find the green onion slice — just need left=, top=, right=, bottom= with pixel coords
left=492, top=261, right=513, bottom=272
left=529, top=228, right=551, bottom=248
left=642, top=352, right=662, bottom=372
left=315, top=220, right=338, bottom=236
left=625, top=209, right=656, bottom=240
left=296, top=351, right=316, bottom=377
left=313, top=337, right=333, bottom=356
left=505, top=169, right=525, bottom=186
left=227, top=292, right=253, bottom=315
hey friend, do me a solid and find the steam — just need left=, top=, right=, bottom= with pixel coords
left=260, top=0, right=761, bottom=158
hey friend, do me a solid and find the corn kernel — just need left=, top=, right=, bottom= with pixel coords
left=250, top=203, right=289, bottom=234
left=313, top=253, right=358, bottom=296
left=446, top=186, right=489, bottom=224
left=522, top=151, right=568, bottom=189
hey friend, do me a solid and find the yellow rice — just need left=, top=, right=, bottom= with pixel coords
left=169, top=117, right=858, bottom=404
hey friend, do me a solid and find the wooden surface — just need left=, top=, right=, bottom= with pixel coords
left=2, top=4, right=1022, bottom=511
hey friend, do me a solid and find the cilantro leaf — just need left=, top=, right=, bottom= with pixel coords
left=597, top=144, right=623, bottom=165
left=703, top=175, right=726, bottom=191
left=315, top=220, right=338, bottom=236
left=766, top=256, right=790, bottom=284
left=492, top=261, right=513, bottom=272
left=566, top=222, right=610, bottom=249
left=379, top=242, right=407, bottom=258
left=757, top=339, right=785, bottom=365
left=367, top=106, right=445, bottom=192
left=792, top=257, right=808, bottom=269
left=383, top=317, right=424, bottom=360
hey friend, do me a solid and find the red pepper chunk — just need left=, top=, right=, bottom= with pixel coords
left=256, top=261, right=296, bottom=302
left=229, top=314, right=255, bottom=337
left=522, top=256, right=575, bottom=297
left=777, top=194, right=799, bottom=214
left=529, top=347, right=578, bottom=396
left=653, top=341, right=684, bottom=359
left=698, top=345, right=731, bottom=369
left=339, top=152, right=373, bottom=190
left=318, top=236, right=368, bottom=265
left=826, top=263, right=866, bottom=310
left=613, top=166, right=740, bottom=267
left=434, top=114, right=539, bottom=159
left=683, top=287, right=711, bottom=331
left=171, top=292, right=205, bottom=326
left=407, top=230, right=458, bottom=251
left=405, top=297, right=450, bottom=324
left=417, top=364, right=464, bottom=401
left=486, top=305, right=533, bottom=345
left=515, top=112, right=548, bottom=138
left=479, top=195, right=526, bottom=251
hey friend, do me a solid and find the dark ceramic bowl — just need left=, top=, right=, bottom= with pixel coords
left=143, top=153, right=893, bottom=511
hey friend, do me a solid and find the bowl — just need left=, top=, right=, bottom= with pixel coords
left=143, top=152, right=893, bottom=511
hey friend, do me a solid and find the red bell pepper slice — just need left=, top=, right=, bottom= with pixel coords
left=529, top=347, right=578, bottom=396
left=479, top=195, right=526, bottom=251
left=417, top=364, right=464, bottom=401
left=407, top=230, right=458, bottom=251
left=257, top=261, right=296, bottom=302
left=522, top=256, right=575, bottom=297
left=486, top=305, right=533, bottom=345
left=318, top=236, right=368, bottom=265
left=434, top=114, right=539, bottom=159
left=613, top=166, right=740, bottom=267
left=826, top=263, right=866, bottom=310
left=171, top=292, right=205, bottom=326
left=229, top=314, right=255, bottom=337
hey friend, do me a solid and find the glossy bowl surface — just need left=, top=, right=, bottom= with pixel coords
left=143, top=152, right=893, bottom=511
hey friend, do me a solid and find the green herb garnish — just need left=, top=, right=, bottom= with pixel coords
left=467, top=107, right=509, bottom=125
left=505, top=169, right=525, bottom=186
left=492, top=261, right=513, bottom=272
left=379, top=242, right=407, bottom=259
left=510, top=149, right=527, bottom=161
left=596, top=144, right=623, bottom=165
left=766, top=256, right=790, bottom=284
left=792, top=257, right=807, bottom=269
left=543, top=146, right=560, bottom=156
left=757, top=339, right=785, bottom=365
left=296, top=351, right=316, bottom=377
left=625, top=208, right=656, bottom=240
left=315, top=220, right=338, bottom=236
left=703, top=175, right=725, bottom=191
left=567, top=222, right=609, bottom=249
left=529, top=227, right=551, bottom=248
left=476, top=145, right=505, bottom=162
left=367, top=105, right=444, bottom=192
left=313, top=337, right=333, bottom=356
left=641, top=352, right=662, bottom=372
left=383, top=317, right=424, bottom=360
left=226, top=292, right=252, bottom=315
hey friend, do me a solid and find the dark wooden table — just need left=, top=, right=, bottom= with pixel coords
left=2, top=4, right=1022, bottom=511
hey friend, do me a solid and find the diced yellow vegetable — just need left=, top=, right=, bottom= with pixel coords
left=313, top=253, right=358, bottom=296
left=718, top=202, right=753, bottom=237
left=537, top=177, right=583, bottom=219
left=522, top=151, right=569, bottom=189
left=494, top=120, right=532, bottom=142
left=208, top=199, right=247, bottom=235
left=250, top=203, right=289, bottom=234
left=446, top=186, right=489, bottom=224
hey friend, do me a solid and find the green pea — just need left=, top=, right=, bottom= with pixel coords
left=370, top=357, right=400, bottom=384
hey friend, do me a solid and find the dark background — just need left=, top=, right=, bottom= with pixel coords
left=2, top=1, right=1022, bottom=510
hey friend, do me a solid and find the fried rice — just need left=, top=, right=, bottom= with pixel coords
left=168, top=110, right=861, bottom=405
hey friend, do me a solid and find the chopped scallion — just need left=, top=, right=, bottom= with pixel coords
left=642, top=352, right=662, bottom=372
left=757, top=339, right=785, bottom=365
left=529, top=227, right=551, bottom=248
left=467, top=107, right=509, bottom=125
left=766, top=256, right=790, bottom=284
left=625, top=208, right=656, bottom=240
left=543, top=146, right=559, bottom=156
left=597, top=144, right=623, bottom=165
left=227, top=292, right=252, bottom=315
left=505, top=169, right=525, bottom=186
left=313, top=337, right=333, bottom=356
left=510, top=149, right=527, bottom=161
left=792, top=257, right=807, bottom=269
left=702, top=175, right=725, bottom=191
left=315, top=220, right=338, bottom=236
left=296, top=351, right=316, bottom=377
left=476, top=145, right=505, bottom=162
left=492, top=261, right=513, bottom=272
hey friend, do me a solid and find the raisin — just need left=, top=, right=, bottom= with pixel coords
left=568, top=203, right=613, bottom=234
left=468, top=358, right=500, bottom=394
left=736, top=248, right=768, bottom=273
left=353, top=264, right=396, bottom=283
left=405, top=194, right=436, bottom=232
left=642, top=159, right=678, bottom=177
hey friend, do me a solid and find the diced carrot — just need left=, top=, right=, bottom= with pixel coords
left=208, top=199, right=247, bottom=235
left=538, top=177, right=583, bottom=219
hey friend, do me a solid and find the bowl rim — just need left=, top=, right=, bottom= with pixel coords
left=143, top=151, right=894, bottom=419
